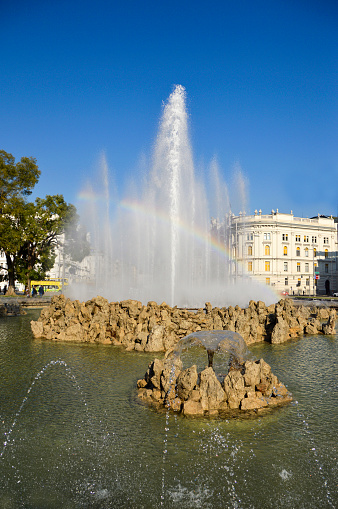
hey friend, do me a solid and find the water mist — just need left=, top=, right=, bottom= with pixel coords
left=77, top=85, right=277, bottom=308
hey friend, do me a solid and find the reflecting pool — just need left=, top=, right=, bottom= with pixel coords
left=0, top=309, right=337, bottom=508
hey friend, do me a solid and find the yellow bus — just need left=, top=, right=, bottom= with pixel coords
left=31, top=278, right=69, bottom=294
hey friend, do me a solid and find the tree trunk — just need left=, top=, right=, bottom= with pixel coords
left=5, top=253, right=16, bottom=292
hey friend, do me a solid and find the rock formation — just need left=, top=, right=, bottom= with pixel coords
left=0, top=300, right=25, bottom=317
left=30, top=294, right=336, bottom=350
left=137, top=356, right=292, bottom=416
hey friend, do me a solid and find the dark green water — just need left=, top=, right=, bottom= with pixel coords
left=0, top=309, right=337, bottom=508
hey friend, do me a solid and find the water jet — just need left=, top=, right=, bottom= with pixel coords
left=78, top=85, right=277, bottom=308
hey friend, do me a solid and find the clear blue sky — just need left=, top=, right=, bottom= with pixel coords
left=1, top=0, right=337, bottom=218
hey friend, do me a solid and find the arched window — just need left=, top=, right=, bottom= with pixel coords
left=265, top=245, right=270, bottom=256
left=248, top=245, right=252, bottom=256
left=325, top=249, right=328, bottom=258
left=283, top=246, right=288, bottom=256
left=296, top=247, right=300, bottom=257
left=305, top=247, right=309, bottom=257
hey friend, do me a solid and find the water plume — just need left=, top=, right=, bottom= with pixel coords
left=77, top=85, right=277, bottom=308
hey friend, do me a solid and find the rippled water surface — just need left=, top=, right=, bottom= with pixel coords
left=0, top=309, right=337, bottom=508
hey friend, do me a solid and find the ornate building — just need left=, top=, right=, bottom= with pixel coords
left=229, top=210, right=338, bottom=296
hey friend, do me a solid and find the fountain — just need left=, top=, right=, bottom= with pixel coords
left=77, top=85, right=277, bottom=308
left=2, top=305, right=337, bottom=507
left=137, top=330, right=293, bottom=417
left=171, top=329, right=252, bottom=368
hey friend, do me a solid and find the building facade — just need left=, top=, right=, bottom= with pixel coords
left=1, top=211, right=337, bottom=297
left=229, top=210, right=338, bottom=296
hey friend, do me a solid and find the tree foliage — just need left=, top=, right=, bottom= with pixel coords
left=0, top=150, right=40, bottom=211
left=0, top=150, right=89, bottom=291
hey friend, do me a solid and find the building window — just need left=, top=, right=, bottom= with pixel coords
left=295, top=235, right=301, bottom=242
left=323, top=237, right=329, bottom=244
left=247, top=245, right=253, bottom=256
left=312, top=236, right=317, bottom=243
left=285, top=277, right=288, bottom=286
left=283, top=246, right=288, bottom=256
left=325, top=249, right=328, bottom=258
left=247, top=233, right=253, bottom=241
left=314, top=248, right=317, bottom=257
left=265, top=261, right=270, bottom=271
left=284, top=262, right=288, bottom=271
left=297, top=262, right=301, bottom=272
left=305, top=263, right=309, bottom=272
left=265, top=245, right=270, bottom=256
left=305, top=247, right=309, bottom=257
left=264, top=233, right=271, bottom=240
left=282, top=234, right=288, bottom=241
left=297, top=278, right=301, bottom=287
left=306, top=278, right=309, bottom=286
left=296, top=247, right=300, bottom=256
left=325, top=264, right=329, bottom=274
left=266, top=277, right=270, bottom=285
left=304, top=235, right=309, bottom=243
left=248, top=261, right=252, bottom=271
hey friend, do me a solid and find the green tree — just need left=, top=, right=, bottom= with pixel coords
left=0, top=150, right=89, bottom=294
left=0, top=150, right=40, bottom=211
left=0, top=195, right=78, bottom=292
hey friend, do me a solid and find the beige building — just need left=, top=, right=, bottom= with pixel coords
left=229, top=210, right=338, bottom=296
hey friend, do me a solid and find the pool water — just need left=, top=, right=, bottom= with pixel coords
left=0, top=309, right=336, bottom=508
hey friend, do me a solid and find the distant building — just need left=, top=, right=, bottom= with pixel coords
left=1, top=211, right=337, bottom=297
left=229, top=210, right=338, bottom=296
left=47, top=233, right=96, bottom=284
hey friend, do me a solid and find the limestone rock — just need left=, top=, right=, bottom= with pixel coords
left=183, top=400, right=204, bottom=416
left=200, top=367, right=225, bottom=411
left=271, top=317, right=290, bottom=344
left=243, top=360, right=260, bottom=388
left=138, top=356, right=292, bottom=417
left=144, top=325, right=165, bottom=352
left=30, top=320, right=44, bottom=338
left=30, top=296, right=337, bottom=352
left=322, top=310, right=336, bottom=335
left=224, top=370, right=246, bottom=401
left=241, top=395, right=268, bottom=410
left=176, top=365, right=198, bottom=400
left=145, top=358, right=164, bottom=389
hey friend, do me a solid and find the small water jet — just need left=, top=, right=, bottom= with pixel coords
left=171, top=329, right=252, bottom=370
left=137, top=330, right=293, bottom=417
left=1, top=311, right=336, bottom=507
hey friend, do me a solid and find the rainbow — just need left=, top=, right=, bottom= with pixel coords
left=76, top=192, right=280, bottom=301
left=120, top=198, right=233, bottom=260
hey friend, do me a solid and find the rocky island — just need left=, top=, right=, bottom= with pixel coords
left=30, top=294, right=336, bottom=351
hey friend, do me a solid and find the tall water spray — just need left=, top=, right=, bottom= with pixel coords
left=78, top=85, right=276, bottom=308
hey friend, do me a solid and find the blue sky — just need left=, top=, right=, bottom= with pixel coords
left=1, top=0, right=337, bottom=218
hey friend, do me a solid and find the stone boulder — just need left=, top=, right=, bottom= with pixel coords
left=144, top=325, right=165, bottom=352
left=199, top=367, right=225, bottom=412
left=30, top=295, right=337, bottom=350
left=0, top=300, right=25, bottom=317
left=176, top=365, right=198, bottom=400
left=137, top=356, right=292, bottom=417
